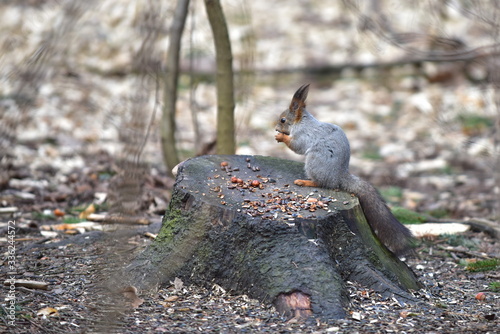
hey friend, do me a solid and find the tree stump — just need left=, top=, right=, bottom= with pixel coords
left=125, top=155, right=421, bottom=319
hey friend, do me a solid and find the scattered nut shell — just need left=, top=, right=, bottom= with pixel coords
left=475, top=292, right=486, bottom=301
left=250, top=180, right=260, bottom=187
left=53, top=209, right=65, bottom=217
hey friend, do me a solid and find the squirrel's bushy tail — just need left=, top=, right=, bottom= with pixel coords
left=342, top=175, right=414, bottom=256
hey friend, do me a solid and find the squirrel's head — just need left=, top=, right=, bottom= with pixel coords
left=275, top=84, right=310, bottom=135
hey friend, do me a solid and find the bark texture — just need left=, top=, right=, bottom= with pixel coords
left=204, top=0, right=236, bottom=155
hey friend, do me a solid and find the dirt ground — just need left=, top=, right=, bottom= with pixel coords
left=1, top=153, right=499, bottom=333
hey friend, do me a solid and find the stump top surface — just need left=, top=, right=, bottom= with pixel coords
left=176, top=155, right=356, bottom=222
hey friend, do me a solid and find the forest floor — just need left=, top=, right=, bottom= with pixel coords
left=1, top=152, right=499, bottom=334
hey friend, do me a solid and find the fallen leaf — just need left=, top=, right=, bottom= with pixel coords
left=122, top=286, right=144, bottom=308
left=172, top=277, right=184, bottom=292
left=79, top=204, right=95, bottom=219
left=37, top=307, right=59, bottom=317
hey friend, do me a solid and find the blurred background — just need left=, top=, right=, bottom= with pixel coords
left=0, top=0, right=498, bottom=222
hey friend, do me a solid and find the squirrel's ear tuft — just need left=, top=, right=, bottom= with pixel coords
left=290, top=84, right=310, bottom=113
left=293, top=84, right=310, bottom=102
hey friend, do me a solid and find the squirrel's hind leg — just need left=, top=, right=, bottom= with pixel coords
left=294, top=179, right=319, bottom=187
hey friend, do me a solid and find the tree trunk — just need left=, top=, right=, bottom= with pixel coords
left=204, top=0, right=236, bottom=155
left=161, top=0, right=189, bottom=176
left=125, top=155, right=421, bottom=320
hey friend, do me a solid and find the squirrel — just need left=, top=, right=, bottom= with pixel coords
left=275, top=84, right=414, bottom=255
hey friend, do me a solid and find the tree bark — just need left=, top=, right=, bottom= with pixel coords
left=204, top=0, right=236, bottom=155
left=125, top=155, right=421, bottom=320
left=161, top=0, right=189, bottom=176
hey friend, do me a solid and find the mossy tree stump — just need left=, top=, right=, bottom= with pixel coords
left=125, top=155, right=421, bottom=319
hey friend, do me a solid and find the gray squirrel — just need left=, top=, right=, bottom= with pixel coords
left=275, top=84, right=413, bottom=255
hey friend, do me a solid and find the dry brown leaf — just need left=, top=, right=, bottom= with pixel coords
left=79, top=203, right=95, bottom=219
left=172, top=277, right=184, bottom=291
left=122, top=286, right=144, bottom=308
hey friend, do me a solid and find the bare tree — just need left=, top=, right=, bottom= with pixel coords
left=161, top=0, right=190, bottom=175
left=204, top=0, right=236, bottom=155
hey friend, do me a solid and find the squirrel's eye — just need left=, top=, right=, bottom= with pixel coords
left=280, top=118, right=286, bottom=124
